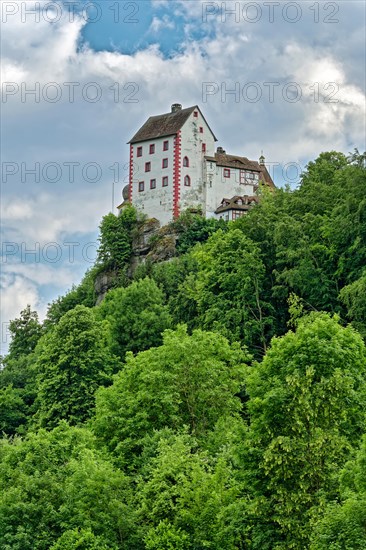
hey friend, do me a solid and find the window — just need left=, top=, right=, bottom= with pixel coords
left=224, top=168, right=230, bottom=178
left=240, top=170, right=245, bottom=184
left=184, top=175, right=191, bottom=186
left=138, top=181, right=144, bottom=192
left=254, top=173, right=259, bottom=180
left=202, top=143, right=206, bottom=153
left=248, top=172, right=255, bottom=179
left=232, top=210, right=245, bottom=220
left=199, top=126, right=203, bottom=133
left=137, top=146, right=142, bottom=157
left=150, top=178, right=156, bottom=189
left=162, top=158, right=168, bottom=168
left=183, top=156, right=189, bottom=167
left=194, top=111, right=198, bottom=118
left=145, top=162, right=151, bottom=172
left=149, top=144, right=155, bottom=154
left=163, top=140, right=169, bottom=151
left=162, top=176, right=168, bottom=187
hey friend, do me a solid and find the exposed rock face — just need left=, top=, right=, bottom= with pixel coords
left=94, top=270, right=119, bottom=304
left=94, top=217, right=180, bottom=303
left=132, top=218, right=161, bottom=255
left=129, top=218, right=178, bottom=272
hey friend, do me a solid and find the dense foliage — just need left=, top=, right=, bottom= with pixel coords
left=1, top=150, right=365, bottom=549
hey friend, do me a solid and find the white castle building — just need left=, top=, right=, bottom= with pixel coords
left=118, top=104, right=274, bottom=225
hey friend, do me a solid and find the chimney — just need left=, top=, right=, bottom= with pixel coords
left=217, top=146, right=225, bottom=154
left=171, top=103, right=182, bottom=113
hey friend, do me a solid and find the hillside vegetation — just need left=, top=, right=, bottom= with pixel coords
left=1, top=150, right=366, bottom=549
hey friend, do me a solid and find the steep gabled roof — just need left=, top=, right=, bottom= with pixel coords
left=129, top=105, right=217, bottom=144
left=215, top=195, right=259, bottom=214
left=205, top=152, right=275, bottom=188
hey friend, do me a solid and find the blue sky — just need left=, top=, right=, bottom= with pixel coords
left=1, top=0, right=365, bottom=353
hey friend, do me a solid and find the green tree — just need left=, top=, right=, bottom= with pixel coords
left=94, top=325, right=248, bottom=468
left=35, top=305, right=119, bottom=428
left=96, top=278, right=172, bottom=360
left=7, top=305, right=43, bottom=359
left=244, top=313, right=366, bottom=549
left=185, top=229, right=274, bottom=354
left=0, top=385, right=27, bottom=436
left=44, top=268, right=97, bottom=329
left=311, top=435, right=366, bottom=549
left=340, top=272, right=366, bottom=339
left=137, top=433, right=243, bottom=549
left=0, top=423, right=131, bottom=550
left=171, top=210, right=226, bottom=254
left=96, top=206, right=138, bottom=272
left=50, top=529, right=116, bottom=550
left=0, top=307, right=42, bottom=434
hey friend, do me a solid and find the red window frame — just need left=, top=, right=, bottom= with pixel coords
left=149, top=144, right=155, bottom=154
left=202, top=143, right=206, bottom=153
left=162, top=158, right=168, bottom=168
left=194, top=111, right=198, bottom=118
left=162, top=176, right=168, bottom=187
left=150, top=178, right=156, bottom=189
left=163, top=140, right=169, bottom=151
left=199, top=127, right=203, bottom=133
left=138, top=181, right=144, bottom=192
left=224, top=168, right=230, bottom=178
left=137, top=146, right=142, bottom=157
left=145, top=162, right=151, bottom=172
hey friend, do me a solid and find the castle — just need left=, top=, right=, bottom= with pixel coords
left=118, top=104, right=274, bottom=225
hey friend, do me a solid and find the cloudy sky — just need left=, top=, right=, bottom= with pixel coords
left=1, top=0, right=365, bottom=353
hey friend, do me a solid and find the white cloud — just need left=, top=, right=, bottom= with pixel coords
left=0, top=273, right=46, bottom=355
left=149, top=15, right=175, bottom=33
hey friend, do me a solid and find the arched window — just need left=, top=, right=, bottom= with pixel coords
left=183, top=156, right=189, bottom=167
left=184, top=175, right=191, bottom=187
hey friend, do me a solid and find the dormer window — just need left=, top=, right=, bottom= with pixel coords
left=183, top=156, right=189, bottom=167
left=137, top=146, right=142, bottom=157
left=224, top=168, right=230, bottom=178
left=184, top=175, right=191, bottom=186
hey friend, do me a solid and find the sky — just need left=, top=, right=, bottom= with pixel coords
left=1, top=0, right=365, bottom=354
